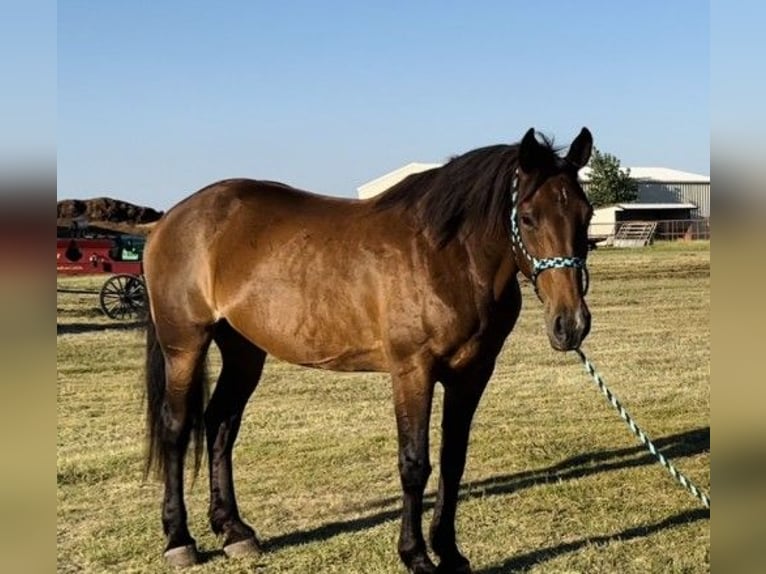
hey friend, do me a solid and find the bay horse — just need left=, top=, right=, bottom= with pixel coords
left=143, top=127, right=594, bottom=572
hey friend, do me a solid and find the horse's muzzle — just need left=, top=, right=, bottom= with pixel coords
left=548, top=304, right=591, bottom=351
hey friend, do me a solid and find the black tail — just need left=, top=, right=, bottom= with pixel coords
left=144, top=312, right=208, bottom=480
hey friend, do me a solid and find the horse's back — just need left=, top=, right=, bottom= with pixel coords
left=146, top=178, right=370, bottom=273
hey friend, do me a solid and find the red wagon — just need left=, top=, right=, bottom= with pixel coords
left=57, top=231, right=147, bottom=320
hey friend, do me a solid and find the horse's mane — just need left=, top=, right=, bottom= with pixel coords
left=372, top=135, right=563, bottom=247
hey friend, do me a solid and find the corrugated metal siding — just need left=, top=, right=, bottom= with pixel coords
left=637, top=183, right=710, bottom=217
left=676, top=183, right=710, bottom=217
left=581, top=181, right=710, bottom=217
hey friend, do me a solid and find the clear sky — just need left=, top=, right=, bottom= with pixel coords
left=58, top=1, right=709, bottom=209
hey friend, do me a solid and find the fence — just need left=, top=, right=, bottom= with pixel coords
left=653, top=218, right=710, bottom=241
left=589, top=218, right=710, bottom=244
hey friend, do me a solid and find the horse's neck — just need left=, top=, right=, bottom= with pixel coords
left=463, top=235, right=519, bottom=301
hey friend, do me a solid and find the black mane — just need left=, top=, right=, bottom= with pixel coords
left=372, top=135, right=563, bottom=247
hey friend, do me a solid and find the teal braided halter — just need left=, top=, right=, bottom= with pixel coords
left=509, top=173, right=589, bottom=296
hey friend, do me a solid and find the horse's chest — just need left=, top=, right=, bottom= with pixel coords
left=446, top=338, right=487, bottom=371
left=441, top=298, right=521, bottom=373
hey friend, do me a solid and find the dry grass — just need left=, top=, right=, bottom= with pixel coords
left=57, top=241, right=710, bottom=573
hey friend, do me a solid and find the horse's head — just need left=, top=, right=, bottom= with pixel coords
left=512, top=127, right=594, bottom=351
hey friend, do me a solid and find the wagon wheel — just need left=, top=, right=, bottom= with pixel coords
left=99, top=274, right=146, bottom=321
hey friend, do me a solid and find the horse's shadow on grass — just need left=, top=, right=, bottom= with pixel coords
left=57, top=321, right=145, bottom=335
left=358, top=426, right=710, bottom=514
left=476, top=506, right=709, bottom=574
left=262, top=426, right=709, bottom=564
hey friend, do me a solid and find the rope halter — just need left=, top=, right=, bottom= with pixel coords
left=509, top=172, right=590, bottom=298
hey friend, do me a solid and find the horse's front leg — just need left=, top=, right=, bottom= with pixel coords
left=430, top=364, right=493, bottom=574
left=391, top=363, right=437, bottom=574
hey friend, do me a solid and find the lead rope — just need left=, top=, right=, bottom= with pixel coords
left=508, top=173, right=709, bottom=509
left=574, top=348, right=710, bottom=509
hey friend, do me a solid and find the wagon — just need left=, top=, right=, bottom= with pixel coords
left=57, top=232, right=148, bottom=320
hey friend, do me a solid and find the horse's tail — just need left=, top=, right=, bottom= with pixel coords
left=144, top=309, right=208, bottom=480
left=144, top=309, right=169, bottom=479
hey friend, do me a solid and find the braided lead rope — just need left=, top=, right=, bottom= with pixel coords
left=574, top=348, right=710, bottom=509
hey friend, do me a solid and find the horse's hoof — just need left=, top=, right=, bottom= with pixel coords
left=436, top=566, right=472, bottom=574
left=411, top=557, right=438, bottom=574
left=436, top=557, right=473, bottom=574
left=164, top=544, right=199, bottom=568
left=224, top=537, right=261, bottom=558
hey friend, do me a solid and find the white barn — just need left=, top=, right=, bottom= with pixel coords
left=357, top=162, right=441, bottom=199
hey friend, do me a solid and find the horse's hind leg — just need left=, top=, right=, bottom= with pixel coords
left=147, top=324, right=212, bottom=567
left=205, top=320, right=265, bottom=557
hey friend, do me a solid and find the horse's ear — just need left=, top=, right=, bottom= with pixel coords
left=518, top=127, right=541, bottom=173
left=566, top=127, right=593, bottom=169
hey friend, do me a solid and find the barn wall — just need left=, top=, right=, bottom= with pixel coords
left=637, top=182, right=710, bottom=217
left=581, top=181, right=710, bottom=217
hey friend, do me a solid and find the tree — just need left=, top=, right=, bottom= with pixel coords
left=585, top=147, right=638, bottom=208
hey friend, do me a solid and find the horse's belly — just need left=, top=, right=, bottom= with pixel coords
left=224, top=296, right=389, bottom=372
left=291, top=344, right=387, bottom=372
left=244, top=329, right=387, bottom=372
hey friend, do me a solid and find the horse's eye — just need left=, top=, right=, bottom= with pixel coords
left=520, top=214, right=535, bottom=228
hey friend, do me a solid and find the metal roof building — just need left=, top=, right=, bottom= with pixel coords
left=579, top=167, right=710, bottom=217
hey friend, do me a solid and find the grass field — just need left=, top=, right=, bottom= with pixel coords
left=57, top=242, right=710, bottom=573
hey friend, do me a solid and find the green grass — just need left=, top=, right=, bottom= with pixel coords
left=57, top=241, right=710, bottom=573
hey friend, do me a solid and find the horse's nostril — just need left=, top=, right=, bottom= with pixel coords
left=554, top=314, right=565, bottom=338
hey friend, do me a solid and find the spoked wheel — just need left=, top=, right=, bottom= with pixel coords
left=99, top=274, right=146, bottom=321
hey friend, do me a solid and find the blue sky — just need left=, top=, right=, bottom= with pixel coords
left=58, top=1, right=709, bottom=209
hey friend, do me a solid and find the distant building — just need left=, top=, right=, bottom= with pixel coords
left=357, top=162, right=441, bottom=199
left=581, top=166, right=711, bottom=243
left=579, top=166, right=710, bottom=218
